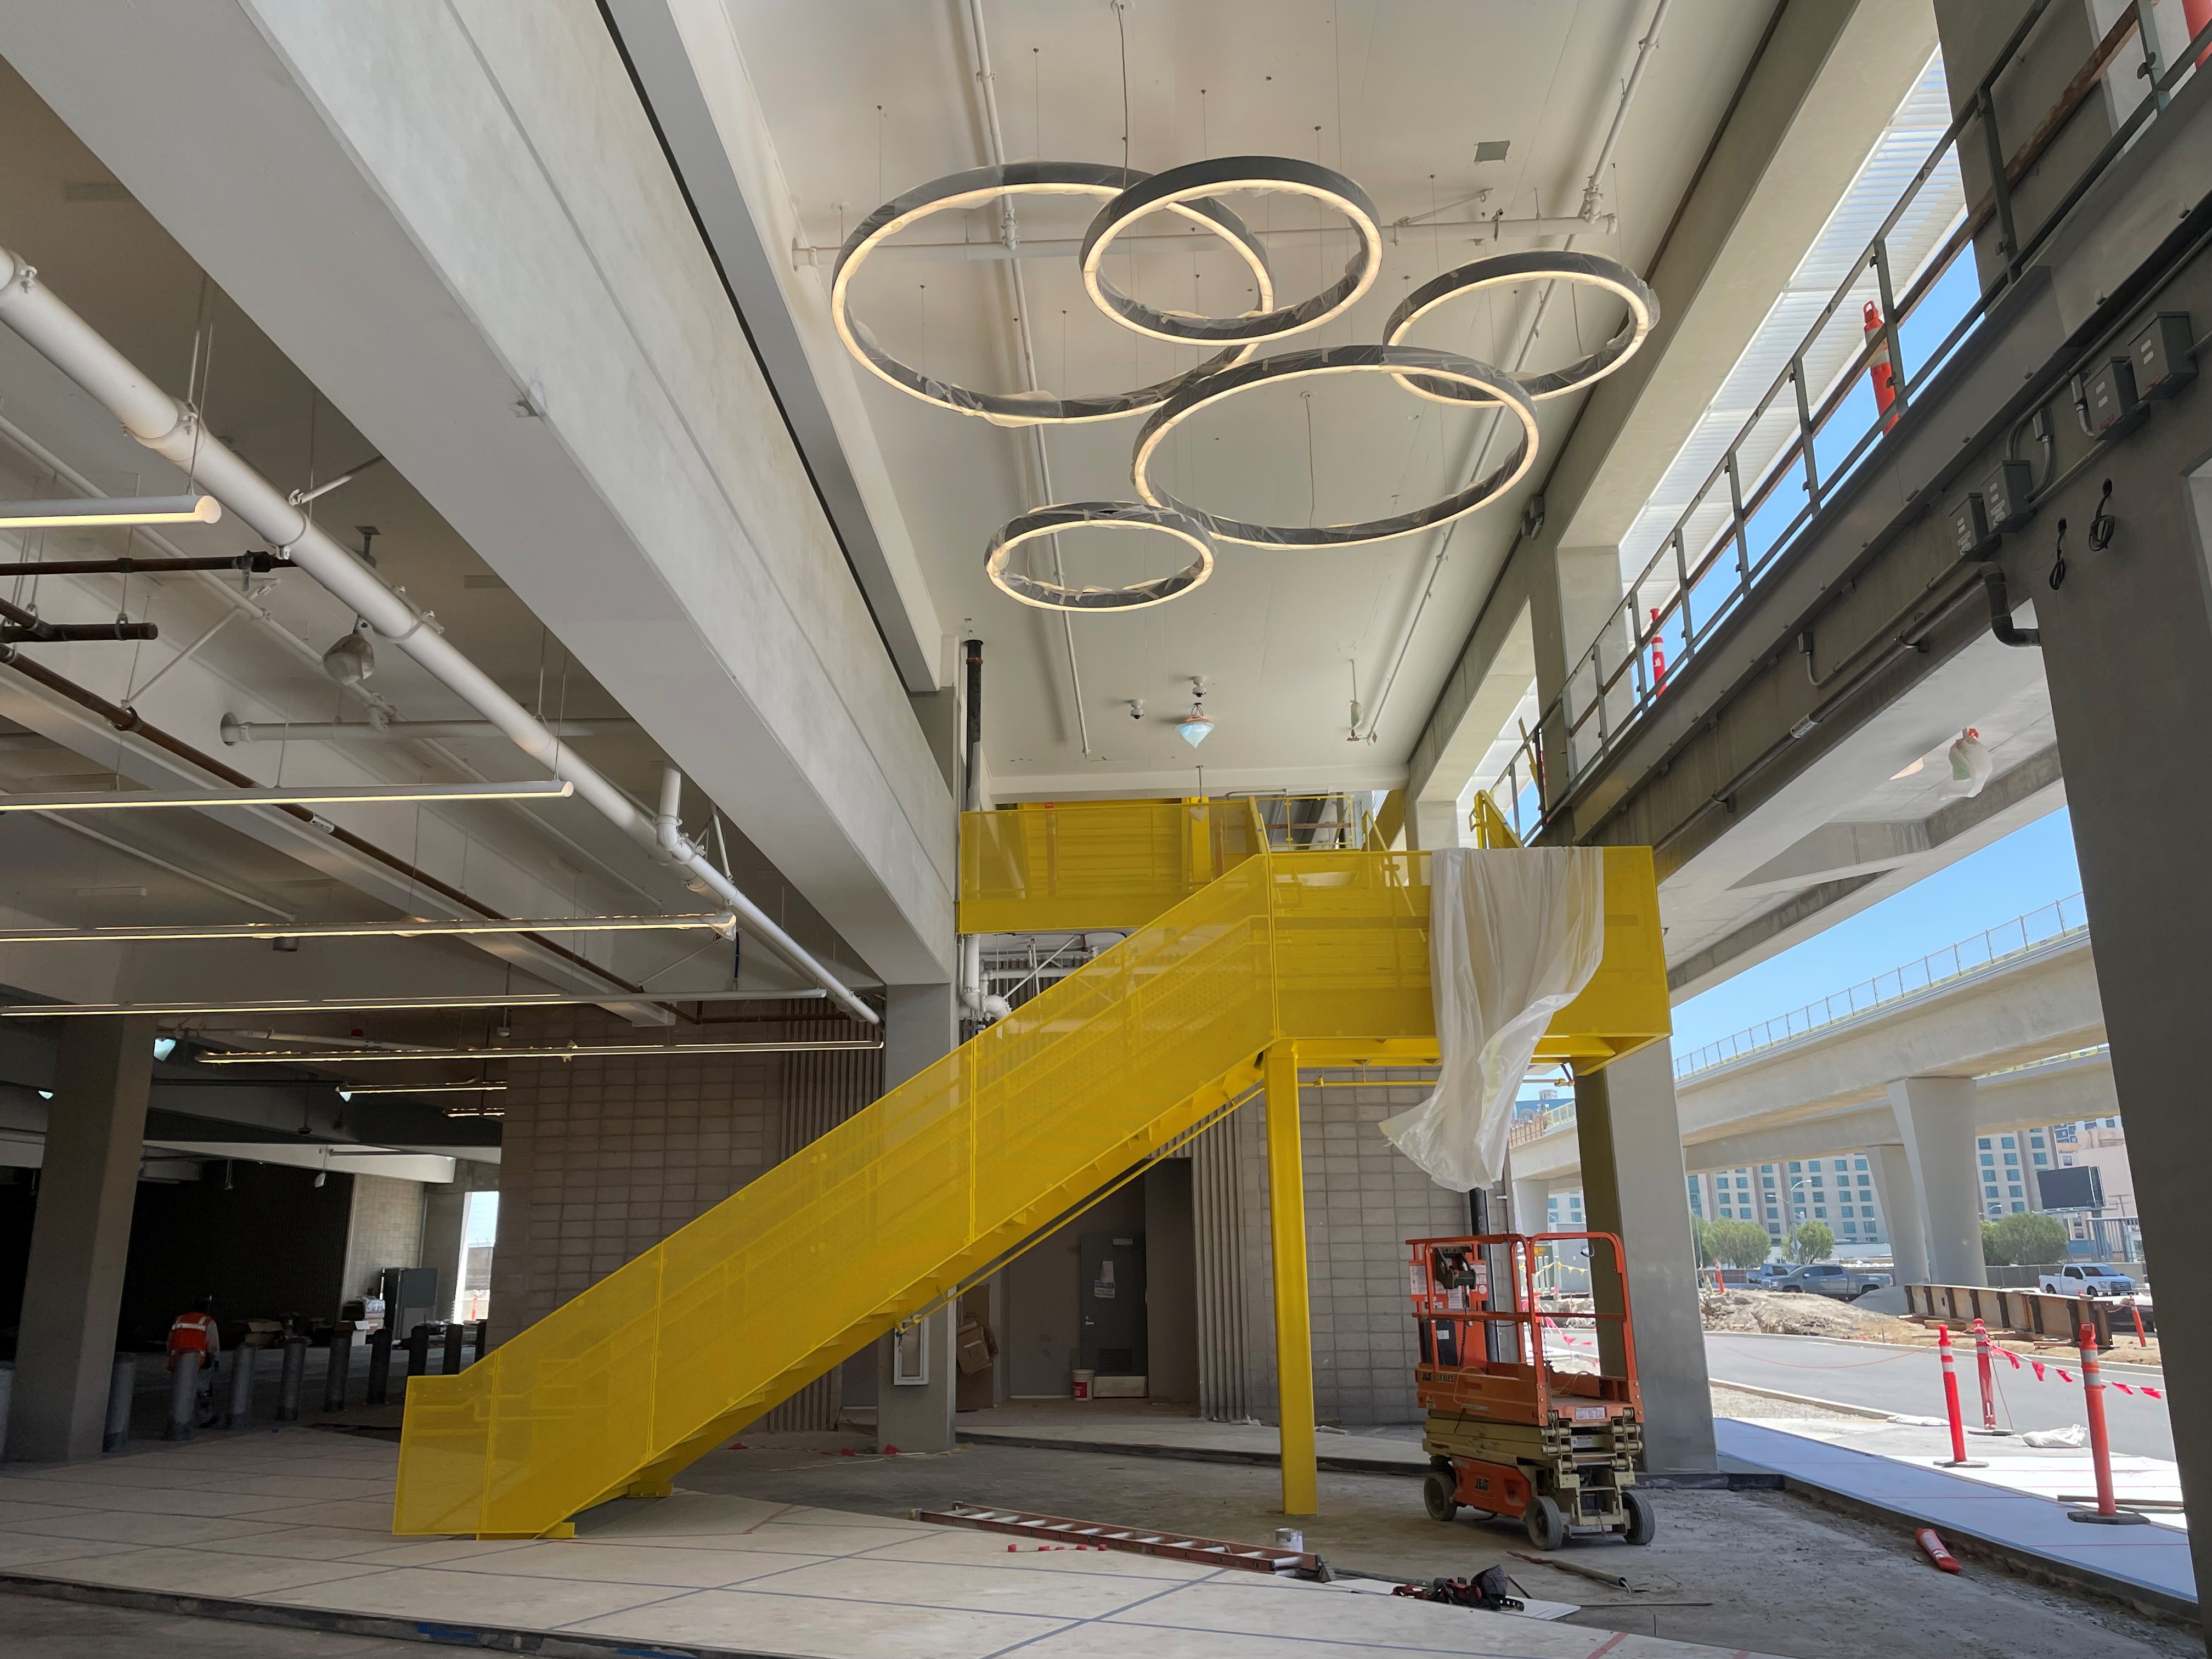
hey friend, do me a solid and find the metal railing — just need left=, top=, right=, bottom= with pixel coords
left=1488, top=1, right=2204, bottom=841
left=1675, top=891, right=2089, bottom=1079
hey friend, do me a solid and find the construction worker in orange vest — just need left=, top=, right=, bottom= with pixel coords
left=168, top=1296, right=222, bottom=1426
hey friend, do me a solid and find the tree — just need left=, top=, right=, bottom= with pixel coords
left=1785, top=1221, right=1835, bottom=1264
left=1983, top=1211, right=2069, bottom=1268
left=1710, top=1218, right=1772, bottom=1270
left=1691, top=1216, right=1718, bottom=1268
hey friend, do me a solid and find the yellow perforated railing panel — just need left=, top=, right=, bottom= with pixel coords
left=394, top=808, right=1665, bottom=1537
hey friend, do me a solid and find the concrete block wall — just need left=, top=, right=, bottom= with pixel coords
left=338, top=1173, right=426, bottom=1311
left=1215, top=1069, right=1463, bottom=1427
left=489, top=1007, right=778, bottom=1341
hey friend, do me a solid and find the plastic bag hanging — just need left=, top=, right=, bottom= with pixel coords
left=1381, top=848, right=1605, bottom=1191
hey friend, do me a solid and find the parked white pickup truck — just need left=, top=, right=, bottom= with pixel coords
left=2039, top=1262, right=2137, bottom=1297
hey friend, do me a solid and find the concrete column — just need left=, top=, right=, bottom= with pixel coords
left=1866, top=1143, right=1929, bottom=1286
left=874, top=981, right=959, bottom=1453
left=1886, top=1077, right=1984, bottom=1286
left=5, top=1017, right=155, bottom=1462
left=1573, top=1039, right=1716, bottom=1472
left=1408, top=794, right=1467, bottom=853
left=1509, top=1176, right=1550, bottom=1237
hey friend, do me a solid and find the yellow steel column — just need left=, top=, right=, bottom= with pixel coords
left=1265, top=1039, right=1318, bottom=1515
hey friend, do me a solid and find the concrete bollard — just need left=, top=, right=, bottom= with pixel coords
left=276, top=1335, right=307, bottom=1423
left=365, top=1327, right=393, bottom=1407
left=227, top=1344, right=256, bottom=1429
left=165, top=1351, right=201, bottom=1442
left=442, top=1321, right=464, bottom=1375
left=321, top=1329, right=352, bottom=1413
left=405, top=1324, right=430, bottom=1390
left=103, top=1352, right=136, bottom=1453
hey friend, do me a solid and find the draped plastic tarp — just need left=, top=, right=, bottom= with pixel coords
left=1383, top=848, right=1605, bottom=1190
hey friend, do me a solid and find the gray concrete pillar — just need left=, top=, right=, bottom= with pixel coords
left=874, top=981, right=960, bottom=1454
left=1886, top=1077, right=1984, bottom=1286
left=1572, top=1039, right=1716, bottom=1472
left=2021, top=436, right=2212, bottom=1604
left=1509, top=1176, right=1550, bottom=1237
left=5, top=1017, right=155, bottom=1462
left=1408, top=795, right=1466, bottom=853
left=1866, top=1143, right=1929, bottom=1286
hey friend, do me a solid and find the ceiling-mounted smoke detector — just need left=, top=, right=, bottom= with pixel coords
left=1176, top=678, right=1214, bottom=749
left=321, top=619, right=376, bottom=685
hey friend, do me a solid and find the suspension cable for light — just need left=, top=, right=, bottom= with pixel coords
left=0, top=780, right=575, bottom=813
left=0, top=493, right=222, bottom=528
left=199, top=1038, right=883, bottom=1064
left=0, top=911, right=738, bottom=945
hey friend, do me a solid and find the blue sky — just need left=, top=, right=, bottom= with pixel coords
left=1668, top=805, right=2082, bottom=1059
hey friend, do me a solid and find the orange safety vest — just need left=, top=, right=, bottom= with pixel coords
left=167, top=1311, right=216, bottom=1368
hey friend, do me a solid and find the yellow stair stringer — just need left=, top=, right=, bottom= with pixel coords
left=603, top=1058, right=1265, bottom=1504
left=393, top=856, right=1301, bottom=1538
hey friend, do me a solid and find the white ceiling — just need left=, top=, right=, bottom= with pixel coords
left=726, top=0, right=1775, bottom=797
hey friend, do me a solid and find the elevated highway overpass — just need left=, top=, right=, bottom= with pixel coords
left=1514, top=912, right=2108, bottom=1285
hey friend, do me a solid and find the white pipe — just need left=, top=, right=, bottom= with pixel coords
left=0, top=248, right=878, bottom=1026
left=1361, top=0, right=1672, bottom=748
left=222, top=715, right=636, bottom=744
left=960, top=0, right=1092, bottom=759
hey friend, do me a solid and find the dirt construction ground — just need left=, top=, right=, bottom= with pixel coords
left=682, top=1431, right=2196, bottom=1659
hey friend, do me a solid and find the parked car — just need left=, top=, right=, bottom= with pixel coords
left=1767, top=1263, right=1885, bottom=1300
left=2039, top=1262, right=2137, bottom=1297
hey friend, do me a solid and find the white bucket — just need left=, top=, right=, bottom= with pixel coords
left=1071, top=1368, right=1095, bottom=1400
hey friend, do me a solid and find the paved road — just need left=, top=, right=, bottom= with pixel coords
left=1706, top=1330, right=2174, bottom=1460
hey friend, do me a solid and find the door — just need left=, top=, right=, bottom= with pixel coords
left=1078, top=1233, right=1147, bottom=1377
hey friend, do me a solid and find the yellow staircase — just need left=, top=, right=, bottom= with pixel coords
left=393, top=798, right=1667, bottom=1537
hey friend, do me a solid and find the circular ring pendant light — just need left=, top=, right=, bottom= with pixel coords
left=1130, top=345, right=1541, bottom=548
left=985, top=501, right=1217, bottom=612
left=1081, top=156, right=1384, bottom=346
left=831, top=161, right=1275, bottom=425
left=1383, top=250, right=1658, bottom=404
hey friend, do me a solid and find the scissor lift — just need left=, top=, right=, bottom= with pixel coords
left=1408, top=1232, right=1654, bottom=1549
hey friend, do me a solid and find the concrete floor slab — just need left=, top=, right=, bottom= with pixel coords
left=1717, top=1419, right=2195, bottom=1616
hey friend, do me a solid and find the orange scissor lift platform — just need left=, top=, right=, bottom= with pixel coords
left=1410, top=1231, right=1652, bottom=1549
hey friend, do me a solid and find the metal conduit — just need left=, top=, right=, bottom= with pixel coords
left=0, top=247, right=876, bottom=1025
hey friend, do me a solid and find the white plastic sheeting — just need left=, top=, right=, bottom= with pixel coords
left=1382, top=849, right=1606, bottom=1191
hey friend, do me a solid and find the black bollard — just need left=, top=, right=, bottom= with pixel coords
left=442, top=1321, right=464, bottom=1375
left=365, top=1327, right=393, bottom=1406
left=405, top=1323, right=430, bottom=1391
left=321, top=1327, right=353, bottom=1413
left=165, top=1351, right=200, bottom=1442
left=276, top=1334, right=307, bottom=1423
left=102, top=1352, right=136, bottom=1453
left=226, top=1344, right=256, bottom=1429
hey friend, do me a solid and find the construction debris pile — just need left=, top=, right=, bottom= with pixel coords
left=1701, top=1288, right=1926, bottom=1342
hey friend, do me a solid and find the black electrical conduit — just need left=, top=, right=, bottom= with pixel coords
left=0, top=592, right=158, bottom=644
left=0, top=645, right=651, bottom=1000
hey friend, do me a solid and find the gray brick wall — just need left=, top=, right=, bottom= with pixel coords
left=1215, top=1067, right=1459, bottom=1427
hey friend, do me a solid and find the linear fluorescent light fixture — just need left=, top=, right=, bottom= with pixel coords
left=337, top=1080, right=508, bottom=1096
left=0, top=911, right=738, bottom=945
left=0, top=493, right=222, bottom=528
left=0, top=987, right=831, bottom=1017
left=0, top=780, right=575, bottom=812
left=200, top=1038, right=883, bottom=1064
